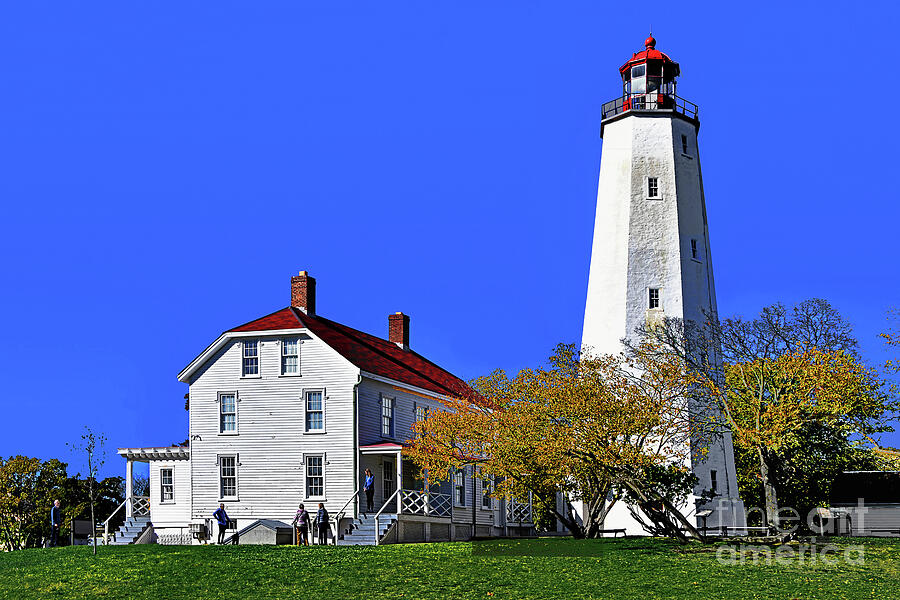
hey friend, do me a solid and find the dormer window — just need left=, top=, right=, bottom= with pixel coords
left=242, top=340, right=259, bottom=377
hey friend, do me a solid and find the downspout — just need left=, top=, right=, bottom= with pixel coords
left=352, top=371, right=362, bottom=520
left=472, top=467, right=477, bottom=539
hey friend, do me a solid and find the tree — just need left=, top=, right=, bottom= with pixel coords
left=0, top=456, right=66, bottom=550
left=68, top=427, right=107, bottom=555
left=404, top=343, right=710, bottom=541
left=636, top=298, right=897, bottom=532
left=716, top=348, right=890, bottom=529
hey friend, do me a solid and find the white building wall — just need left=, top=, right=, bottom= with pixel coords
left=186, top=330, right=360, bottom=532
left=148, top=458, right=191, bottom=535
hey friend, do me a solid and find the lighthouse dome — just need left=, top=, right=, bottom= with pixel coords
left=618, top=36, right=681, bottom=78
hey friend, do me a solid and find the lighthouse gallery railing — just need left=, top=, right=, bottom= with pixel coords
left=601, top=94, right=698, bottom=121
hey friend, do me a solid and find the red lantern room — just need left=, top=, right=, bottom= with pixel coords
left=601, top=35, right=697, bottom=123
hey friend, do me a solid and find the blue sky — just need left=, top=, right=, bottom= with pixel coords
left=1, top=2, right=898, bottom=478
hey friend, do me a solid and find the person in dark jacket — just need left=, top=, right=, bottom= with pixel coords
left=213, top=503, right=230, bottom=544
left=49, top=499, right=62, bottom=548
left=316, top=503, right=329, bottom=545
left=292, top=503, right=310, bottom=546
left=363, top=469, right=376, bottom=513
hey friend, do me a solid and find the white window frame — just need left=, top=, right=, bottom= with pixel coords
left=304, top=453, right=326, bottom=500
left=160, top=467, right=174, bottom=504
left=647, top=176, right=660, bottom=200
left=481, top=472, right=493, bottom=510
left=218, top=454, right=239, bottom=501
left=415, top=403, right=426, bottom=423
left=281, top=338, right=300, bottom=376
left=303, top=389, right=325, bottom=434
left=454, top=468, right=466, bottom=507
left=218, top=392, right=238, bottom=435
left=648, top=288, right=661, bottom=310
left=241, top=340, right=260, bottom=378
left=381, top=395, right=395, bottom=439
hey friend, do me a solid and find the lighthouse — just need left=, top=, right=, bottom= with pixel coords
left=582, top=36, right=745, bottom=533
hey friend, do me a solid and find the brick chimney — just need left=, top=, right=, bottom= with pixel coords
left=389, top=312, right=410, bottom=350
left=290, top=271, right=316, bottom=315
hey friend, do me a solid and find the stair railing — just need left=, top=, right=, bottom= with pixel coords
left=374, top=488, right=399, bottom=546
left=103, top=499, right=127, bottom=544
left=332, top=488, right=362, bottom=544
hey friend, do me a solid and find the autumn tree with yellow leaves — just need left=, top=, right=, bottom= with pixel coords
left=404, top=343, right=716, bottom=540
left=638, top=299, right=898, bottom=532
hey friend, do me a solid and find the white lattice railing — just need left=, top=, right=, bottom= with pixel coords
left=157, top=532, right=192, bottom=545
left=400, top=489, right=452, bottom=518
left=132, top=496, right=150, bottom=517
left=506, top=497, right=532, bottom=523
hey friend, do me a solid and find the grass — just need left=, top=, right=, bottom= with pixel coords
left=1, top=537, right=899, bottom=599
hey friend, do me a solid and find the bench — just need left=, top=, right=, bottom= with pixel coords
left=597, top=528, right=627, bottom=538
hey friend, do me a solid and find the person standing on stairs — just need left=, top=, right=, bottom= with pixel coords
left=363, top=469, right=376, bottom=513
left=213, top=503, right=230, bottom=544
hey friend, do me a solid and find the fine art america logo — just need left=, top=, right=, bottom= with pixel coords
left=713, top=499, right=868, bottom=566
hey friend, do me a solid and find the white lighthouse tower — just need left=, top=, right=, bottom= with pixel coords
left=582, top=35, right=745, bottom=533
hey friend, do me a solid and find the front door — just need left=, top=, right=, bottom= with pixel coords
left=383, top=460, right=395, bottom=501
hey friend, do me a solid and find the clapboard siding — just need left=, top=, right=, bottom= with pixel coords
left=188, top=330, right=360, bottom=525
left=148, top=459, right=191, bottom=528
left=358, top=377, right=441, bottom=446
left=358, top=377, right=498, bottom=526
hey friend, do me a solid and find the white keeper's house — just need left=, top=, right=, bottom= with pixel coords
left=114, top=271, right=533, bottom=546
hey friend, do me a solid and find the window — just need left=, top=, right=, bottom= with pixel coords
left=382, top=397, right=395, bottom=438
left=681, top=134, right=689, bottom=154
left=305, top=455, right=324, bottom=498
left=281, top=338, right=299, bottom=375
left=242, top=340, right=259, bottom=376
left=383, top=460, right=395, bottom=500
left=454, top=468, right=466, bottom=506
left=710, top=470, right=718, bottom=494
left=647, top=177, right=659, bottom=198
left=220, top=393, right=237, bottom=434
left=415, top=404, right=426, bottom=422
left=305, top=391, right=324, bottom=432
left=691, top=238, right=699, bottom=261
left=482, top=474, right=493, bottom=510
left=160, top=468, right=174, bottom=503
left=649, top=288, right=660, bottom=310
left=220, top=456, right=237, bottom=499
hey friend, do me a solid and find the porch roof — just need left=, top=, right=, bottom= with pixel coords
left=359, top=442, right=405, bottom=454
left=117, top=447, right=190, bottom=461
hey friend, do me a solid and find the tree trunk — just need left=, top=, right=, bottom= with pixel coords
left=89, top=478, right=97, bottom=555
left=757, top=446, right=779, bottom=533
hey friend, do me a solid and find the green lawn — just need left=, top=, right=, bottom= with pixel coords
left=1, top=537, right=898, bottom=600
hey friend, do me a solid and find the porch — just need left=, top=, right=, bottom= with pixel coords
left=107, top=446, right=190, bottom=544
left=333, top=443, right=534, bottom=545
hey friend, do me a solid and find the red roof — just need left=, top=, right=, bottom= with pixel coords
left=228, top=307, right=471, bottom=398
left=618, top=35, right=680, bottom=77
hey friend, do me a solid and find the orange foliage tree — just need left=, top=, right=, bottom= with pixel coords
left=404, top=343, right=714, bottom=539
